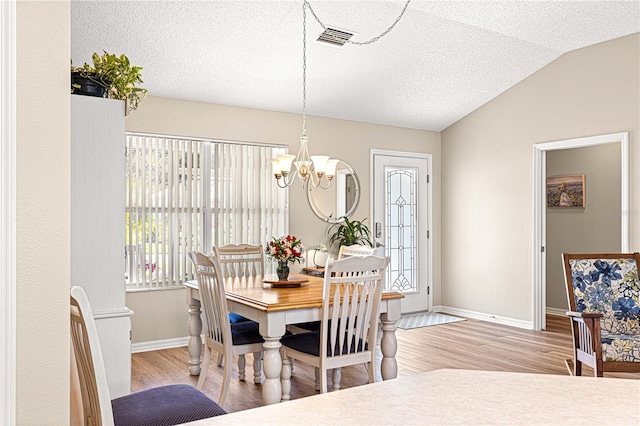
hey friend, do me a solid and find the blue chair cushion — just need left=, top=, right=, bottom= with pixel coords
left=111, top=384, right=226, bottom=426
left=281, top=330, right=367, bottom=357
left=293, top=321, right=321, bottom=331
left=229, top=312, right=250, bottom=324
left=230, top=320, right=265, bottom=345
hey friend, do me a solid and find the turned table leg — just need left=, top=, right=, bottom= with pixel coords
left=187, top=293, right=203, bottom=376
left=380, top=317, right=399, bottom=380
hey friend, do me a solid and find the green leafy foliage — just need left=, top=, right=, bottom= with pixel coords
left=328, top=216, right=373, bottom=248
left=71, top=51, right=148, bottom=112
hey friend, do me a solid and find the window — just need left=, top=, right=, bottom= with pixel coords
left=125, top=133, right=288, bottom=291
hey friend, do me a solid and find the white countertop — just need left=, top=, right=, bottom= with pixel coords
left=186, top=368, right=640, bottom=425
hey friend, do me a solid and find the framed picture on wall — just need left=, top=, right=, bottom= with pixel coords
left=547, top=174, right=586, bottom=208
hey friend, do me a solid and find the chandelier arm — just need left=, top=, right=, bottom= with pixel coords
left=315, top=178, right=332, bottom=190
left=308, top=171, right=321, bottom=188
left=303, top=0, right=411, bottom=46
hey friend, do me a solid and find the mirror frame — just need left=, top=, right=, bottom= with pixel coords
left=307, top=160, right=360, bottom=223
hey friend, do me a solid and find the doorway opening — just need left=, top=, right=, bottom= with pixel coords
left=532, top=132, right=629, bottom=330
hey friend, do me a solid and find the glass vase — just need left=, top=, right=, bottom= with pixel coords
left=277, top=261, right=290, bottom=281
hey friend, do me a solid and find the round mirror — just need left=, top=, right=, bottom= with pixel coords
left=307, top=160, right=360, bottom=223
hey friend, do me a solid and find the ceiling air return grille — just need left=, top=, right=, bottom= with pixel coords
left=317, top=27, right=354, bottom=48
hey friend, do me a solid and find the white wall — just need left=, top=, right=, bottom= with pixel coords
left=16, top=1, right=70, bottom=424
left=124, top=96, right=441, bottom=344
left=441, top=34, right=639, bottom=324
left=546, top=144, right=621, bottom=311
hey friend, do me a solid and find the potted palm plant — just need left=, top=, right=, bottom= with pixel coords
left=71, top=51, right=148, bottom=114
left=327, top=216, right=373, bottom=249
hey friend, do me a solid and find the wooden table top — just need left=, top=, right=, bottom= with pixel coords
left=185, top=274, right=403, bottom=313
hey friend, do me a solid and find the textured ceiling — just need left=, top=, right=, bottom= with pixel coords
left=71, top=1, right=640, bottom=131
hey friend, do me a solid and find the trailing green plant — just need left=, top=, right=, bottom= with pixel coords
left=328, top=216, right=373, bottom=249
left=71, top=51, right=148, bottom=112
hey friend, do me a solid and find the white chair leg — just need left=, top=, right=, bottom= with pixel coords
left=281, top=353, right=292, bottom=401
left=253, top=351, right=262, bottom=384
left=315, top=367, right=320, bottom=391
left=332, top=367, right=341, bottom=391
left=238, top=354, right=246, bottom=381
left=367, top=361, right=375, bottom=383
left=319, top=367, right=328, bottom=394
left=217, top=353, right=223, bottom=367
left=219, top=349, right=233, bottom=407
left=196, top=346, right=211, bottom=390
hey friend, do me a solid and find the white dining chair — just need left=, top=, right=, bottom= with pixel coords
left=194, top=255, right=266, bottom=407
left=70, top=286, right=226, bottom=425
left=338, top=244, right=378, bottom=259
left=214, top=244, right=264, bottom=278
left=280, top=255, right=390, bottom=394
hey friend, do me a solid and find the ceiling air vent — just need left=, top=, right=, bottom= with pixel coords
left=317, top=27, right=354, bottom=48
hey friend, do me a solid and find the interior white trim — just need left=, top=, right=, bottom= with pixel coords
left=434, top=305, right=533, bottom=330
left=93, top=308, right=134, bottom=320
left=131, top=336, right=190, bottom=354
left=0, top=1, right=16, bottom=424
left=532, top=132, right=630, bottom=331
left=370, top=149, right=433, bottom=312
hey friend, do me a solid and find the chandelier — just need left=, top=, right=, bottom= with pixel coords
left=271, top=0, right=411, bottom=189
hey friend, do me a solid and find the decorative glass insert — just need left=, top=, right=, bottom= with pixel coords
left=385, top=167, right=417, bottom=293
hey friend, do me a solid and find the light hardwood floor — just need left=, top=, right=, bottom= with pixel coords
left=131, top=315, right=638, bottom=413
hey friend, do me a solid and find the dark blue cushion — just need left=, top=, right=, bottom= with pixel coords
left=281, top=330, right=367, bottom=357
left=230, top=320, right=264, bottom=345
left=111, top=384, right=226, bottom=426
left=229, top=312, right=250, bottom=324
left=293, top=321, right=321, bottom=331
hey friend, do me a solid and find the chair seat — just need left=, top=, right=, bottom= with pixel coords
left=601, top=333, right=640, bottom=362
left=281, top=330, right=367, bottom=357
left=229, top=312, right=250, bottom=324
left=111, top=384, right=226, bottom=426
left=230, top=320, right=264, bottom=345
left=292, top=321, right=320, bottom=331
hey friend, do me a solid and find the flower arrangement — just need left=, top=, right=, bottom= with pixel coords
left=266, top=235, right=305, bottom=264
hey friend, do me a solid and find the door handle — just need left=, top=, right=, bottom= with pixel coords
left=375, top=222, right=382, bottom=238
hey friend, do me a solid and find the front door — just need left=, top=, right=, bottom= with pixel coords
left=372, top=151, right=431, bottom=313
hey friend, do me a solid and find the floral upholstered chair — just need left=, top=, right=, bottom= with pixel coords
left=562, top=253, right=640, bottom=377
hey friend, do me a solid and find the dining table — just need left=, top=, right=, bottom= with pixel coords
left=184, top=273, right=404, bottom=405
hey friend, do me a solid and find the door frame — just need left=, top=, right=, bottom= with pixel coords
left=532, top=132, right=629, bottom=330
left=370, top=149, right=433, bottom=312
left=1, top=0, right=16, bottom=424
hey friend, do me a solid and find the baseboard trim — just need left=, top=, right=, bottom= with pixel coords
left=433, top=305, right=533, bottom=330
left=132, top=336, right=190, bottom=354
left=546, top=307, right=567, bottom=317
left=93, top=307, right=134, bottom=320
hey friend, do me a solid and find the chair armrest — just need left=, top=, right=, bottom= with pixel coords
left=566, top=310, right=603, bottom=360
left=566, top=311, right=603, bottom=319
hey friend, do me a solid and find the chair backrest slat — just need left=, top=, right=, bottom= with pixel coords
left=214, top=244, right=264, bottom=278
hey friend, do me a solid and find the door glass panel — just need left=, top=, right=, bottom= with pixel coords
left=385, top=167, right=417, bottom=293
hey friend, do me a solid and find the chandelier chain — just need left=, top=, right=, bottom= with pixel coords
left=303, top=0, right=411, bottom=46
left=302, top=1, right=307, bottom=136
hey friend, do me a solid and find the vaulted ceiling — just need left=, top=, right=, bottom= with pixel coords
left=71, top=1, right=640, bottom=131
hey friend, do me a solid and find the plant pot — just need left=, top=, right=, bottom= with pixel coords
left=71, top=72, right=109, bottom=98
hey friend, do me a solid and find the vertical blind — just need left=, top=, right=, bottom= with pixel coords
left=125, top=133, right=288, bottom=291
